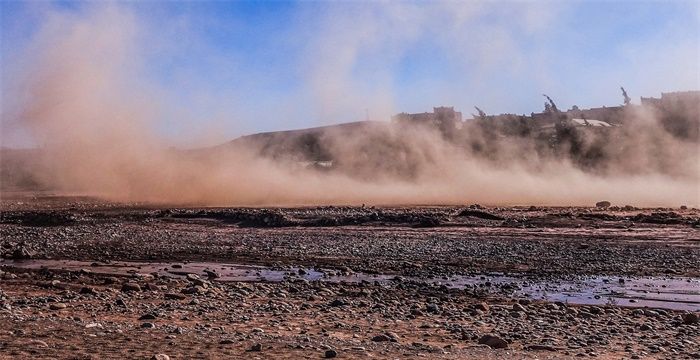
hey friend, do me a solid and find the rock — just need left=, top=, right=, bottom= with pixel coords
left=49, top=303, right=67, bottom=310
left=596, top=201, right=611, bottom=208
left=220, top=339, right=235, bottom=345
left=164, top=293, right=187, bottom=300
left=151, top=355, right=170, bottom=360
left=251, top=327, right=264, bottom=333
left=139, top=314, right=157, bottom=320
left=588, top=306, right=603, bottom=315
left=386, top=332, right=400, bottom=342
left=478, top=334, right=508, bottom=349
left=682, top=312, right=699, bottom=325
left=372, top=334, right=391, bottom=342
left=11, top=245, right=35, bottom=260
left=526, top=344, right=559, bottom=351
left=181, top=286, right=205, bottom=294
left=250, top=343, right=262, bottom=352
left=512, top=303, right=527, bottom=312
left=330, top=299, right=346, bottom=307
left=141, top=322, right=155, bottom=329
left=29, top=340, right=49, bottom=347
left=324, top=349, right=338, bottom=358
left=203, top=269, right=219, bottom=279
left=426, top=303, right=440, bottom=313
left=79, top=287, right=96, bottom=295
left=475, top=302, right=490, bottom=312
left=121, top=282, right=141, bottom=292
left=410, top=309, right=424, bottom=316
left=457, top=209, right=504, bottom=220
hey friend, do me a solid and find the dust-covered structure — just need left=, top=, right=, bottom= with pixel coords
left=383, top=89, right=699, bottom=173
left=392, top=106, right=463, bottom=138
left=640, top=91, right=700, bottom=140
left=2, top=89, right=698, bottom=192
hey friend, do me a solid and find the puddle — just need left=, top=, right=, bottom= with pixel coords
left=1, top=259, right=698, bottom=311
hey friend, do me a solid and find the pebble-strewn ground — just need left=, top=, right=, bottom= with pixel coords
left=0, top=194, right=698, bottom=359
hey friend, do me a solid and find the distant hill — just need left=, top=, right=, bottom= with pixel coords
left=0, top=121, right=393, bottom=191
left=216, top=121, right=390, bottom=162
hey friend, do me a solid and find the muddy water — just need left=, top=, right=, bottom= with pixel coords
left=2, top=259, right=698, bottom=311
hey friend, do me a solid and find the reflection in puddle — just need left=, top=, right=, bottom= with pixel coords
left=2, top=259, right=698, bottom=311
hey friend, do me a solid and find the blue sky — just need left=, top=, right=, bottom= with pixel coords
left=1, top=0, right=699, bottom=147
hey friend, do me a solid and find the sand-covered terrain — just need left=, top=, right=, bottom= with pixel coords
left=0, top=194, right=698, bottom=359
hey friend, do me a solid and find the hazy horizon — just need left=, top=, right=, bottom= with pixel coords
left=0, top=1, right=698, bottom=207
left=2, top=0, right=699, bottom=148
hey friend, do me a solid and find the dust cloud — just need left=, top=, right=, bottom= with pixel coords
left=1, top=5, right=698, bottom=207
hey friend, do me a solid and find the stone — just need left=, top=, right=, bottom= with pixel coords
left=588, top=306, right=603, bottom=315
left=526, top=344, right=559, bottom=351
left=121, top=282, right=141, bottom=292
left=478, top=334, right=508, bottom=349
left=330, top=299, right=346, bottom=307
left=512, top=303, right=527, bottom=312
left=250, top=343, right=262, bottom=352
left=596, top=201, right=611, bottom=208
left=324, top=349, right=338, bottom=358
left=426, top=303, right=440, bottom=313
left=11, top=246, right=34, bottom=260
left=181, top=286, right=205, bottom=294
left=165, top=293, right=187, bottom=300
left=49, top=303, right=67, bottom=310
left=682, top=312, right=699, bottom=325
left=79, top=287, right=96, bottom=295
left=29, top=340, right=49, bottom=347
left=372, top=334, right=391, bottom=342
left=475, top=302, right=490, bottom=312
left=141, top=322, right=155, bottom=329
left=139, top=314, right=157, bottom=320
left=151, top=355, right=170, bottom=360
left=386, top=332, right=400, bottom=342
left=203, top=269, right=219, bottom=279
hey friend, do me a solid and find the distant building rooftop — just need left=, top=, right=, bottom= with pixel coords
left=571, top=119, right=614, bottom=127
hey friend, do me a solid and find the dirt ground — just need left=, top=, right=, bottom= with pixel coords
left=0, top=193, right=698, bottom=359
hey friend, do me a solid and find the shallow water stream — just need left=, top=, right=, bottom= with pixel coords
left=2, top=259, right=698, bottom=311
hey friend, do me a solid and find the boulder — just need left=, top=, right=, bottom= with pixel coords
left=595, top=201, right=611, bottom=208
left=478, top=334, right=508, bottom=349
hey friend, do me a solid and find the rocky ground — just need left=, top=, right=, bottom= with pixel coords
left=0, top=193, right=698, bottom=359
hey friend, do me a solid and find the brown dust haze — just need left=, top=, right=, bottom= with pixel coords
left=1, top=6, right=698, bottom=207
